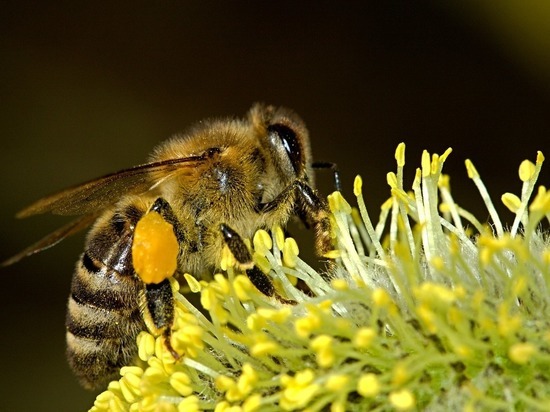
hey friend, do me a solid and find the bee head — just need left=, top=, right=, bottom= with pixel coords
left=250, top=104, right=314, bottom=186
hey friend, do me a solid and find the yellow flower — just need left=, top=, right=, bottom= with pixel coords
left=90, top=146, right=550, bottom=412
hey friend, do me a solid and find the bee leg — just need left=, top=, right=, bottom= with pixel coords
left=312, top=161, right=341, bottom=192
left=220, top=224, right=296, bottom=304
left=259, top=180, right=333, bottom=258
left=294, top=180, right=333, bottom=257
left=149, top=197, right=185, bottom=242
left=143, top=199, right=184, bottom=359
left=143, top=279, right=180, bottom=359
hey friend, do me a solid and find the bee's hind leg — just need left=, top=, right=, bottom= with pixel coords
left=142, top=279, right=180, bottom=360
left=219, top=224, right=296, bottom=305
left=140, top=197, right=185, bottom=359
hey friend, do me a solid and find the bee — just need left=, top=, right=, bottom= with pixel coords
left=3, top=103, right=336, bottom=390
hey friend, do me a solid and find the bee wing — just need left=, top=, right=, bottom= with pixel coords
left=16, top=155, right=206, bottom=218
left=1, top=213, right=99, bottom=267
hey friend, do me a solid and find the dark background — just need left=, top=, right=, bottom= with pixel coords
left=1, top=2, right=549, bottom=411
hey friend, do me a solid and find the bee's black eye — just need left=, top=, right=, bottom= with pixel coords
left=268, top=123, right=302, bottom=174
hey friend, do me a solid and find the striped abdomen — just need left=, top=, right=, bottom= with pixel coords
left=66, top=207, right=146, bottom=390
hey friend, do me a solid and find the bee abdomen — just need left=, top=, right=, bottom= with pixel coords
left=66, top=252, right=145, bottom=390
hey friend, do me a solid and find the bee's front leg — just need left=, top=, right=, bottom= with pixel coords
left=258, top=180, right=333, bottom=258
left=293, top=180, right=333, bottom=258
left=312, top=161, right=341, bottom=192
left=220, top=224, right=295, bottom=304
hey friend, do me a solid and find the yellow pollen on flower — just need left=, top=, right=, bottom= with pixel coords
left=251, top=336, right=280, bottom=357
left=215, top=375, right=235, bottom=392
left=357, top=373, right=380, bottom=398
left=502, top=193, right=521, bottom=213
left=200, top=286, right=216, bottom=311
left=142, top=359, right=168, bottom=385
left=497, top=303, right=522, bottom=337
left=465, top=159, right=479, bottom=179
left=171, top=324, right=204, bottom=357
left=280, top=369, right=320, bottom=411
left=214, top=273, right=231, bottom=295
left=243, top=394, right=262, bottom=412
left=170, top=371, right=193, bottom=396
left=253, top=229, right=272, bottom=255
left=220, top=244, right=237, bottom=271
left=274, top=225, right=285, bottom=250
left=389, top=389, right=415, bottom=410
left=421, top=150, right=431, bottom=177
left=353, top=175, right=363, bottom=196
left=430, top=256, right=445, bottom=271
left=440, top=148, right=453, bottom=163
left=137, top=331, right=156, bottom=361
left=328, top=191, right=352, bottom=214
left=257, top=306, right=292, bottom=323
left=392, top=188, right=409, bottom=204
left=387, top=172, right=398, bottom=189
left=412, top=168, right=421, bottom=190
left=252, top=252, right=271, bottom=275
left=415, top=282, right=457, bottom=305
left=295, top=313, right=321, bottom=338
left=417, top=304, right=436, bottom=333
left=381, top=197, right=393, bottom=210
left=325, top=374, right=349, bottom=392
left=119, top=372, right=141, bottom=403
left=155, top=335, right=176, bottom=365
left=391, top=363, right=409, bottom=386
left=509, top=342, right=537, bottom=365
left=439, top=202, right=450, bottom=214
left=372, top=288, right=391, bottom=308
left=234, top=363, right=258, bottom=398
left=354, top=327, right=376, bottom=349
left=283, top=237, right=299, bottom=267
left=438, top=173, right=450, bottom=189
left=310, top=335, right=335, bottom=368
left=246, top=313, right=266, bottom=331
left=233, top=274, right=253, bottom=301
left=395, top=142, right=406, bottom=167
left=323, top=249, right=341, bottom=259
left=318, top=299, right=334, bottom=311
left=132, top=211, right=179, bottom=284
left=331, top=278, right=349, bottom=290
left=94, top=390, right=126, bottom=412
left=177, top=395, right=199, bottom=412
left=519, top=159, right=536, bottom=182
left=213, top=401, right=231, bottom=412
left=530, top=186, right=550, bottom=213
left=431, top=153, right=440, bottom=174
left=184, top=273, right=202, bottom=293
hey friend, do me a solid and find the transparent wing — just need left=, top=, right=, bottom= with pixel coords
left=1, top=213, right=99, bottom=266
left=17, top=155, right=207, bottom=217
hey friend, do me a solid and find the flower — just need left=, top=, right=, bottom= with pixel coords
left=90, top=144, right=550, bottom=412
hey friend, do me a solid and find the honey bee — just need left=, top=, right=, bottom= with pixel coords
left=3, top=104, right=336, bottom=390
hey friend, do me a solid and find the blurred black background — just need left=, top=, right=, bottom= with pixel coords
left=1, top=2, right=549, bottom=410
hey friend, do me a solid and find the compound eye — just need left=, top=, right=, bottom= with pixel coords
left=267, top=123, right=302, bottom=174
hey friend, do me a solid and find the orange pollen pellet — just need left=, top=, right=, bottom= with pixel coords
left=132, top=211, right=179, bottom=284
